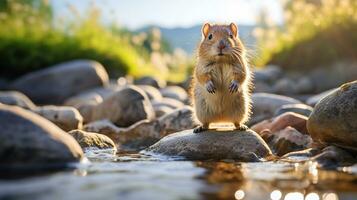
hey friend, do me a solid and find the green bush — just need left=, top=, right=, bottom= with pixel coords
left=0, top=0, right=153, bottom=79
left=255, top=0, right=357, bottom=70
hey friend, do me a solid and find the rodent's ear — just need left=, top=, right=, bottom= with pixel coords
left=202, top=23, right=211, bottom=38
left=229, top=22, right=238, bottom=37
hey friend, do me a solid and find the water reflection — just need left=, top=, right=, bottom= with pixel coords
left=305, top=192, right=320, bottom=200
left=234, top=189, right=245, bottom=200
left=270, top=190, right=282, bottom=200
left=322, top=193, right=339, bottom=200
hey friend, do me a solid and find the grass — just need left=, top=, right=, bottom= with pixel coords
left=254, top=0, right=357, bottom=70
left=0, top=0, right=191, bottom=81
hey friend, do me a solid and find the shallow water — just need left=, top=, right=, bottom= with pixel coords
left=0, top=149, right=357, bottom=200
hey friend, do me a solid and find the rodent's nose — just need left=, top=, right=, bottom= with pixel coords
left=218, top=40, right=226, bottom=50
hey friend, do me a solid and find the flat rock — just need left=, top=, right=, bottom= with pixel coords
left=307, top=81, right=357, bottom=151
left=0, top=105, right=83, bottom=171
left=90, top=85, right=155, bottom=127
left=145, top=129, right=272, bottom=161
left=34, top=106, right=83, bottom=131
left=10, top=60, right=109, bottom=104
left=0, top=91, right=36, bottom=110
left=68, top=129, right=116, bottom=150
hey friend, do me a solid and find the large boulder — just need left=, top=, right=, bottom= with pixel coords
left=0, top=91, right=36, bottom=110
left=249, top=93, right=301, bottom=125
left=33, top=106, right=83, bottom=131
left=90, top=85, right=155, bottom=127
left=307, top=81, right=357, bottom=152
left=0, top=105, right=83, bottom=171
left=145, top=129, right=272, bottom=161
left=10, top=60, right=109, bottom=104
left=68, top=129, right=116, bottom=150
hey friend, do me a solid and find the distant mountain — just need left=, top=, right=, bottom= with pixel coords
left=137, top=24, right=256, bottom=54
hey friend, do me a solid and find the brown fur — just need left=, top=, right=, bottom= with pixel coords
left=190, top=23, right=252, bottom=130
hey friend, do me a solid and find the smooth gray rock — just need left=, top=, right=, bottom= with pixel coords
left=138, top=85, right=163, bottom=101
left=68, top=129, right=116, bottom=150
left=10, top=60, right=109, bottom=104
left=90, top=85, right=155, bottom=127
left=249, top=93, right=301, bottom=125
left=306, top=88, right=337, bottom=106
left=134, top=76, right=165, bottom=88
left=274, top=103, right=313, bottom=117
left=307, top=81, right=357, bottom=152
left=145, top=129, right=272, bottom=161
left=34, top=106, right=83, bottom=131
left=160, top=86, right=188, bottom=102
left=0, top=105, right=83, bottom=171
left=0, top=91, right=36, bottom=110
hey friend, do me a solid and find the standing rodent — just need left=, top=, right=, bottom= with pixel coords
left=191, top=22, right=252, bottom=133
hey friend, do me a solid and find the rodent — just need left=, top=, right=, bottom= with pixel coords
left=190, top=22, right=252, bottom=133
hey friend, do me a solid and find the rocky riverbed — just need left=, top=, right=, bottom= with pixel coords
left=0, top=60, right=356, bottom=199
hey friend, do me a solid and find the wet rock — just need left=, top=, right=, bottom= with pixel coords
left=311, top=146, right=357, bottom=169
left=134, top=76, right=165, bottom=88
left=282, top=148, right=321, bottom=160
left=249, top=93, right=301, bottom=125
left=260, top=127, right=313, bottom=156
left=90, top=85, right=155, bottom=127
left=84, top=106, right=196, bottom=150
left=0, top=105, right=83, bottom=170
left=152, top=98, right=184, bottom=109
left=68, top=129, right=116, bottom=150
left=306, top=88, right=337, bottom=106
left=274, top=104, right=313, bottom=117
left=0, top=91, right=36, bottom=110
left=10, top=60, right=109, bottom=105
left=137, top=85, right=163, bottom=101
left=307, top=81, right=357, bottom=152
left=34, top=106, right=83, bottom=131
left=252, top=112, right=308, bottom=135
left=160, top=86, right=188, bottom=103
left=145, top=129, right=272, bottom=161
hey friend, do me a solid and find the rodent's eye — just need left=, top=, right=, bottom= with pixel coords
left=229, top=34, right=234, bottom=39
left=208, top=34, right=213, bottom=40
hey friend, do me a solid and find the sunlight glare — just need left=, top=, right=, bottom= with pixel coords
left=322, top=193, right=339, bottom=200
left=305, top=192, right=319, bottom=200
left=234, top=189, right=245, bottom=200
left=270, top=190, right=282, bottom=200
left=284, top=192, right=304, bottom=200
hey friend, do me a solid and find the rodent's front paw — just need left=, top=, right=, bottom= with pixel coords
left=229, top=80, right=239, bottom=93
left=206, top=80, right=216, bottom=94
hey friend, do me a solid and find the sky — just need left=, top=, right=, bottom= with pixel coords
left=51, top=0, right=283, bottom=30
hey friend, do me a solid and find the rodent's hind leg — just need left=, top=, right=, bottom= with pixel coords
left=234, top=123, right=249, bottom=131
left=193, top=123, right=209, bottom=133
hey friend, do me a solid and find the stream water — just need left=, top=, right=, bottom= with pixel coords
left=0, top=149, right=356, bottom=200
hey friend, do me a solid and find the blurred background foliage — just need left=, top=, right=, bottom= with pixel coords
left=0, top=0, right=356, bottom=81
left=254, top=0, right=357, bottom=70
left=0, top=0, right=193, bottom=81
